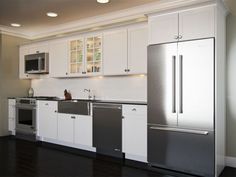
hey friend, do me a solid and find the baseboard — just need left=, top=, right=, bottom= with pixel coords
left=226, top=156, right=236, bottom=168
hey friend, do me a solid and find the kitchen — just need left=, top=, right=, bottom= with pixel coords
left=0, top=0, right=234, bottom=177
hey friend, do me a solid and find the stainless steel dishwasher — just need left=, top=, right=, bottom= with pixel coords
left=93, top=103, right=123, bottom=158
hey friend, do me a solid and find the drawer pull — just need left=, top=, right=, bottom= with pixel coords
left=71, top=116, right=76, bottom=119
left=132, top=108, right=137, bottom=111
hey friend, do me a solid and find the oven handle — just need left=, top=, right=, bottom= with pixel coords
left=15, top=105, right=37, bottom=110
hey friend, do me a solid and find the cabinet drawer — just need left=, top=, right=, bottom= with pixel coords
left=122, top=105, right=147, bottom=116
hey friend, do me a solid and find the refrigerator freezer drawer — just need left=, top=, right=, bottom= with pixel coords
left=148, top=125, right=214, bottom=177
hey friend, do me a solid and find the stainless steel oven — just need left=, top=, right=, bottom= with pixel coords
left=15, top=98, right=37, bottom=136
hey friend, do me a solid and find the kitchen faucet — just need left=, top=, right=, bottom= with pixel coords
left=84, top=89, right=92, bottom=100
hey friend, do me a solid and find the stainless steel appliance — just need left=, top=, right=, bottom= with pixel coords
left=93, top=103, right=123, bottom=158
left=148, top=38, right=215, bottom=177
left=25, top=52, right=49, bottom=74
left=15, top=98, right=37, bottom=140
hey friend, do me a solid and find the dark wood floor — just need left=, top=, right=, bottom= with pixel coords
left=0, top=136, right=233, bottom=177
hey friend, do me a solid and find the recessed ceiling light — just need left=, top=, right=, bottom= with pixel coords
left=97, top=0, right=110, bottom=4
left=11, top=23, right=21, bottom=27
left=47, top=12, right=58, bottom=17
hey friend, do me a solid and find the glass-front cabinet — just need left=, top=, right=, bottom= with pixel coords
left=86, top=36, right=102, bottom=74
left=69, top=34, right=102, bottom=76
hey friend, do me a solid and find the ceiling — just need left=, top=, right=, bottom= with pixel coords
left=0, top=0, right=159, bottom=36
left=0, top=0, right=233, bottom=39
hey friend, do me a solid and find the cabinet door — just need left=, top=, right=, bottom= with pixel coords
left=74, top=115, right=92, bottom=146
left=148, top=12, right=178, bottom=44
left=179, top=6, right=215, bottom=41
left=124, top=116, right=147, bottom=160
left=57, top=113, right=75, bottom=143
left=85, top=35, right=102, bottom=76
left=103, top=30, right=128, bottom=75
left=128, top=26, right=148, bottom=74
left=50, top=40, right=69, bottom=77
left=28, top=43, right=49, bottom=54
left=69, top=38, right=85, bottom=76
left=38, top=101, right=58, bottom=139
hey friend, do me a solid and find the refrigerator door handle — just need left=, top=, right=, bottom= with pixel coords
left=172, top=56, right=176, bottom=113
left=179, top=55, right=183, bottom=114
left=149, top=126, right=209, bottom=135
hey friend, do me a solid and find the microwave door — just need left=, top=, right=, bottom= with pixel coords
left=25, top=58, right=39, bottom=73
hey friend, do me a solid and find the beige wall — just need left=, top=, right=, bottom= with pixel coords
left=226, top=13, right=236, bottom=157
left=0, top=34, right=30, bottom=136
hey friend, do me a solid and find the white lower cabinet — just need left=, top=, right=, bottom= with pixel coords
left=123, top=105, right=147, bottom=162
left=38, top=101, right=58, bottom=139
left=57, top=113, right=75, bottom=143
left=8, top=99, right=16, bottom=135
left=74, top=115, right=93, bottom=146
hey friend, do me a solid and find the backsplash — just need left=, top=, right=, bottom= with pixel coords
left=31, top=75, right=147, bottom=101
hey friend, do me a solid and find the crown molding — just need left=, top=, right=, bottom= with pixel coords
left=0, top=0, right=216, bottom=40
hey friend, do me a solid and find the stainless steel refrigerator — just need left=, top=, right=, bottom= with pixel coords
left=148, top=38, right=215, bottom=177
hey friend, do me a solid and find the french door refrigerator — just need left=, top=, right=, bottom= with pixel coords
left=148, top=38, right=215, bottom=177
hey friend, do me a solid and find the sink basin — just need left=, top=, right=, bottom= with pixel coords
left=58, top=100, right=91, bottom=115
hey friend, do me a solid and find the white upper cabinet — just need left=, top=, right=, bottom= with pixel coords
left=68, top=34, right=103, bottom=77
left=128, top=26, right=148, bottom=75
left=28, top=43, right=49, bottom=54
left=49, top=39, right=69, bottom=77
left=103, top=29, right=128, bottom=75
left=179, top=6, right=215, bottom=41
left=149, top=5, right=215, bottom=44
left=149, top=12, right=179, bottom=44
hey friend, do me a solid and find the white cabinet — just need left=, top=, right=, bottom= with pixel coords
left=8, top=99, right=16, bottom=135
left=128, top=26, right=148, bottom=74
left=57, top=113, right=75, bottom=143
left=74, top=115, right=93, bottom=146
left=28, top=43, right=49, bottom=54
left=103, top=29, right=128, bottom=75
left=149, top=12, right=179, bottom=44
left=49, top=40, right=69, bottom=77
left=123, top=104, right=147, bottom=162
left=68, top=34, right=103, bottom=77
left=38, top=101, right=58, bottom=140
left=103, top=26, right=148, bottom=76
left=149, top=5, right=215, bottom=44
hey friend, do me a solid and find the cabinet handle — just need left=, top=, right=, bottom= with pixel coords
left=124, top=69, right=127, bottom=72
left=174, top=35, right=179, bottom=40
left=71, top=116, right=76, bottom=119
left=66, top=72, right=68, bottom=75
left=127, top=69, right=130, bottom=72
left=179, top=35, right=183, bottom=39
left=82, top=72, right=86, bottom=74
left=132, top=108, right=137, bottom=111
left=36, top=51, right=40, bottom=54
left=54, top=110, right=57, bottom=113
left=45, top=103, right=49, bottom=106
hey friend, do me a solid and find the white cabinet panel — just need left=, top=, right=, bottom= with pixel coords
left=149, top=13, right=179, bottom=44
left=38, top=101, right=58, bottom=140
left=148, top=6, right=215, bottom=44
left=123, top=105, right=147, bottom=162
left=74, top=115, right=92, bottom=146
left=8, top=99, right=16, bottom=134
left=123, top=116, right=147, bottom=160
left=28, top=44, right=49, bottom=54
left=103, top=29, right=128, bottom=75
left=179, top=6, right=215, bottom=41
left=50, top=40, right=69, bottom=77
left=57, top=113, right=75, bottom=143
left=128, top=26, right=148, bottom=74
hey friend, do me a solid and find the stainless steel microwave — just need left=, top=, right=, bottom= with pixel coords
left=24, top=52, right=49, bottom=74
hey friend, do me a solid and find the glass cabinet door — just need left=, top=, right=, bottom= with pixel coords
left=86, top=36, right=102, bottom=74
left=69, top=39, right=84, bottom=74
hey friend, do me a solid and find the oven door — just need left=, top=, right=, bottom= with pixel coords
left=15, top=104, right=36, bottom=134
